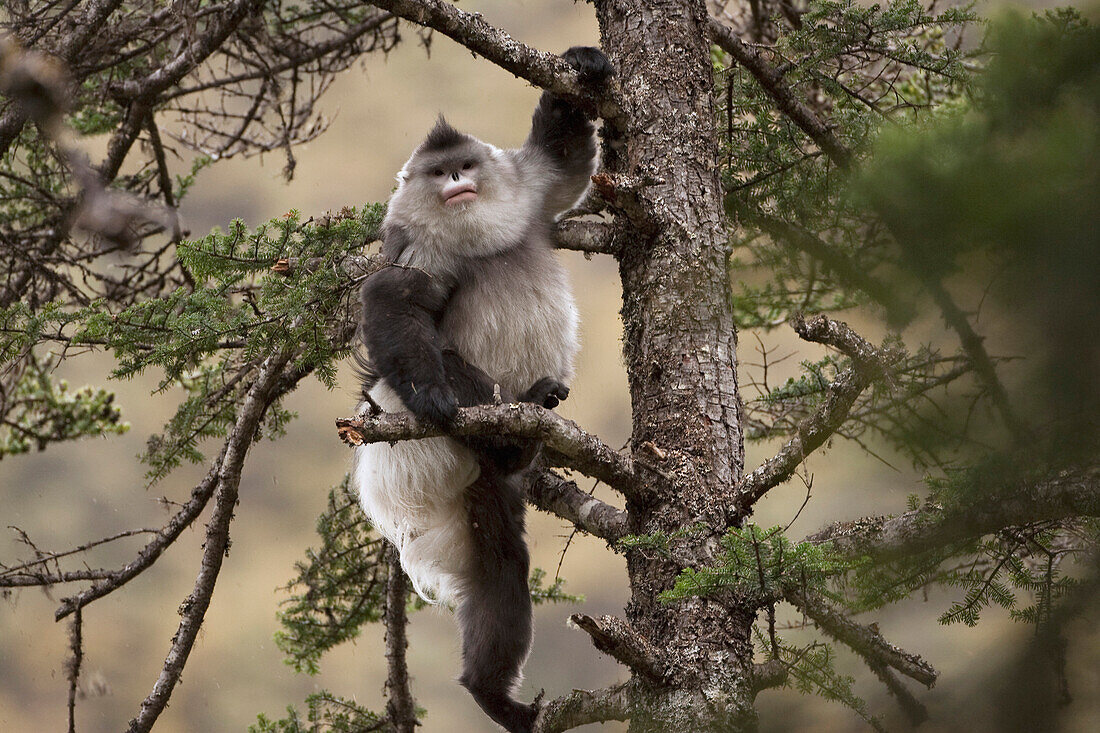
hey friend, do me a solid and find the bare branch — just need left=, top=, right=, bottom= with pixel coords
left=735, top=315, right=903, bottom=512
left=569, top=613, right=668, bottom=682
left=707, top=17, right=852, bottom=169
left=126, top=349, right=296, bottom=733
left=553, top=220, right=618, bottom=256
left=525, top=469, right=629, bottom=543
left=384, top=544, right=418, bottom=733
left=534, top=683, right=633, bottom=733
left=784, top=587, right=938, bottom=688
left=65, top=606, right=83, bottom=733
left=363, top=0, right=620, bottom=120
left=336, top=403, right=639, bottom=499
left=751, top=659, right=788, bottom=695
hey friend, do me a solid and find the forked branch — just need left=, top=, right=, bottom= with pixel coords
left=735, top=315, right=903, bottom=513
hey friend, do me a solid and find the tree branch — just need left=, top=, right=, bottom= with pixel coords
left=735, top=315, right=902, bottom=513
left=553, top=220, right=618, bottom=256
left=569, top=613, right=668, bottom=682
left=707, top=17, right=852, bottom=169
left=534, top=683, right=633, bottom=733
left=383, top=544, right=418, bottom=733
left=751, top=659, right=788, bottom=695
left=525, top=469, right=629, bottom=543
left=784, top=587, right=938, bottom=688
left=363, top=0, right=620, bottom=120
left=336, top=403, right=639, bottom=500
left=807, top=465, right=1100, bottom=559
left=126, top=349, right=296, bottom=733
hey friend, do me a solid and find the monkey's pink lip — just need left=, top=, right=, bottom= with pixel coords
left=443, top=187, right=477, bottom=206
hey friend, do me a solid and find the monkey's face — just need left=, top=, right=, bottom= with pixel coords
left=403, top=140, right=500, bottom=212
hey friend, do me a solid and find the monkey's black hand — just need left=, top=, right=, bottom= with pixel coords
left=520, top=377, right=570, bottom=410
left=406, top=383, right=459, bottom=426
left=561, top=46, right=613, bottom=87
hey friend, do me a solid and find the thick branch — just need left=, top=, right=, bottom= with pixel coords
left=336, top=403, right=639, bottom=499
left=383, top=544, right=418, bottom=733
left=569, top=613, right=668, bottom=682
left=525, top=469, right=629, bottom=543
left=127, top=350, right=295, bottom=733
left=736, top=315, right=901, bottom=512
left=784, top=587, right=938, bottom=688
left=363, top=0, right=620, bottom=120
left=553, top=220, right=618, bottom=256
left=534, top=683, right=633, bottom=733
left=808, top=465, right=1100, bottom=559
left=707, top=17, right=852, bottom=169
left=751, top=659, right=788, bottom=695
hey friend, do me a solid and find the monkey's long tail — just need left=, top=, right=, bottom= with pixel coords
left=457, top=470, right=538, bottom=733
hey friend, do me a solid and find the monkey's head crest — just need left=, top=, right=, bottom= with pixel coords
left=419, top=115, right=470, bottom=154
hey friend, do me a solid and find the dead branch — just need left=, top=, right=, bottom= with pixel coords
left=750, top=659, right=788, bottom=695
left=526, top=469, right=629, bottom=543
left=533, top=683, right=634, bottom=733
left=569, top=613, right=668, bottom=682
left=336, top=403, right=639, bottom=500
left=553, top=220, right=618, bottom=256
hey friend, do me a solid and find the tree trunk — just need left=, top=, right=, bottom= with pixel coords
left=595, top=1, right=754, bottom=729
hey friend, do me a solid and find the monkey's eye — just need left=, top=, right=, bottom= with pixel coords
left=462, top=161, right=474, bottom=170
left=433, top=169, right=444, bottom=177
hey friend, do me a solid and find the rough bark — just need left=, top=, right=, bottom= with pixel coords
left=593, top=1, right=753, bottom=729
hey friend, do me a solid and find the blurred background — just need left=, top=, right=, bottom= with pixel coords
left=1, top=1, right=1097, bottom=732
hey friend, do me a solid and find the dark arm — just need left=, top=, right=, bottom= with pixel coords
left=359, top=263, right=458, bottom=425
left=524, top=46, right=613, bottom=214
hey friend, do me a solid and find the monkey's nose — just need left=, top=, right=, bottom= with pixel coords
left=450, top=172, right=459, bottom=181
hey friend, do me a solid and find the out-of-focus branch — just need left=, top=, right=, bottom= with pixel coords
left=924, top=279, right=1027, bottom=439
left=525, top=469, right=629, bottom=543
left=0, top=37, right=177, bottom=249
left=383, top=544, right=418, bottom=733
left=735, top=315, right=902, bottom=513
left=336, top=404, right=639, bottom=500
left=707, top=17, right=852, bottom=169
left=784, top=587, right=938, bottom=688
left=866, top=659, right=928, bottom=726
left=807, top=465, right=1100, bottom=559
left=744, top=210, right=912, bottom=321
left=363, top=0, right=621, bottom=120
left=569, top=613, right=668, bottom=682
left=126, top=348, right=296, bottom=733
left=534, top=683, right=633, bottom=733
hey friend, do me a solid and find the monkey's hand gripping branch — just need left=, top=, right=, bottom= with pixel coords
left=363, top=0, right=622, bottom=123
left=336, top=403, right=635, bottom=540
